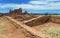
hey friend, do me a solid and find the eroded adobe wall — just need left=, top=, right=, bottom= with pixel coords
left=8, top=8, right=22, bottom=16
left=50, top=16, right=60, bottom=24
left=25, top=16, right=51, bottom=27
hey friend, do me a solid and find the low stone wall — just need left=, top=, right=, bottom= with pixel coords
left=50, top=16, right=60, bottom=24
left=25, top=16, right=60, bottom=27
left=25, top=16, right=51, bottom=27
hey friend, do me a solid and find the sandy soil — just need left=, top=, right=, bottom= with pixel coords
left=0, top=17, right=27, bottom=38
left=32, top=22, right=60, bottom=31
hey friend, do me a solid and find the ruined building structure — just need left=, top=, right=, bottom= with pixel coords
left=5, top=8, right=28, bottom=16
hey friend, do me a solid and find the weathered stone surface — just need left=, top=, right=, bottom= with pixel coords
left=4, top=8, right=29, bottom=16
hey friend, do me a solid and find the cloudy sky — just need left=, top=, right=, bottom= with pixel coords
left=0, top=0, right=60, bottom=13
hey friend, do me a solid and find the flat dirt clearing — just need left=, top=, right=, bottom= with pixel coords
left=32, top=22, right=60, bottom=38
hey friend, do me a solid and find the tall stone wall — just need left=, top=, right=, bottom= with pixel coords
left=8, top=8, right=22, bottom=16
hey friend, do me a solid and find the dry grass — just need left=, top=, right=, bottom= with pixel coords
left=0, top=17, right=8, bottom=38
left=0, top=17, right=6, bottom=31
left=0, top=34, right=8, bottom=38
left=40, top=25, right=60, bottom=38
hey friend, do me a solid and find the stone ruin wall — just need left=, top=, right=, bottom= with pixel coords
left=3, top=8, right=28, bottom=17
left=25, top=16, right=60, bottom=27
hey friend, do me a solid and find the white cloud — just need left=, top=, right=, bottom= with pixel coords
left=29, top=1, right=47, bottom=5
left=0, top=0, right=60, bottom=10
left=46, top=0, right=58, bottom=1
left=32, top=0, right=59, bottom=1
left=0, top=3, right=60, bottom=10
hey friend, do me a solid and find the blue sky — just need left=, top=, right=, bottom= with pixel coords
left=0, top=0, right=60, bottom=14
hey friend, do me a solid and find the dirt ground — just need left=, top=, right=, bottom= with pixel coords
left=32, top=22, right=60, bottom=31
left=32, top=22, right=60, bottom=38
left=0, top=17, right=28, bottom=38
left=0, top=16, right=60, bottom=38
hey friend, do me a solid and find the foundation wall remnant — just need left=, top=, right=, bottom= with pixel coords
left=25, top=16, right=51, bottom=27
